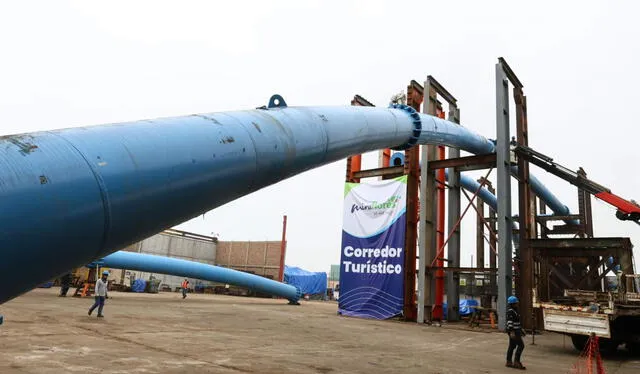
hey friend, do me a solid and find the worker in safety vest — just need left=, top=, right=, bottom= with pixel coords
left=88, top=271, right=109, bottom=318
left=505, top=296, right=526, bottom=370
left=181, top=279, right=189, bottom=299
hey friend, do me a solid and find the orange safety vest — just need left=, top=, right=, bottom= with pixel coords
left=182, top=280, right=188, bottom=289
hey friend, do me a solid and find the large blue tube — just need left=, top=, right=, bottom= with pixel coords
left=97, top=251, right=301, bottom=302
left=395, top=113, right=570, bottom=216
left=389, top=152, right=498, bottom=207
left=0, top=100, right=570, bottom=304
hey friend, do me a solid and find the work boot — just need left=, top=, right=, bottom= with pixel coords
left=513, top=362, right=526, bottom=370
left=88, top=309, right=92, bottom=316
left=97, top=314, right=104, bottom=318
left=505, top=362, right=513, bottom=368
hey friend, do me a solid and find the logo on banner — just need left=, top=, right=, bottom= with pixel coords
left=338, top=175, right=407, bottom=320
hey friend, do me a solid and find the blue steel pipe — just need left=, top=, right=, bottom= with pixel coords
left=389, top=152, right=498, bottom=207
left=0, top=99, right=569, bottom=305
left=96, top=251, right=301, bottom=302
left=392, top=111, right=571, bottom=217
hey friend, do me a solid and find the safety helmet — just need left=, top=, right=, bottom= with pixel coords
left=507, top=296, right=519, bottom=304
left=102, top=271, right=110, bottom=276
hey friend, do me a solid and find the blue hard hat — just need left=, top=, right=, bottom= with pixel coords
left=508, top=296, right=519, bottom=304
left=102, top=271, right=110, bottom=276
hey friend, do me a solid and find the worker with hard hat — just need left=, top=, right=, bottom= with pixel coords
left=505, top=295, right=526, bottom=370
left=88, top=270, right=110, bottom=318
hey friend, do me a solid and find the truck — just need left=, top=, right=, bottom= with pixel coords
left=533, top=272, right=640, bottom=353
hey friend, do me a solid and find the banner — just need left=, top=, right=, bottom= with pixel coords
left=338, top=175, right=407, bottom=319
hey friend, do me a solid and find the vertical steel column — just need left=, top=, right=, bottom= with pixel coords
left=477, top=196, right=485, bottom=269
left=278, top=215, right=288, bottom=282
left=488, top=182, right=498, bottom=303
left=496, top=60, right=513, bottom=331
left=485, top=180, right=497, bottom=269
left=477, top=179, right=488, bottom=307
left=538, top=199, right=548, bottom=238
left=435, top=104, right=446, bottom=321
left=515, top=87, right=536, bottom=331
left=379, top=149, right=392, bottom=168
left=577, top=168, right=598, bottom=289
left=404, top=81, right=422, bottom=322
left=418, top=84, right=438, bottom=324
left=435, top=144, right=446, bottom=321
left=423, top=76, right=460, bottom=322
left=430, top=99, right=445, bottom=322
left=577, top=168, right=594, bottom=238
left=446, top=105, right=461, bottom=321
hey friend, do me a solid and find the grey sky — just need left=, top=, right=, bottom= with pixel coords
left=1, top=1, right=639, bottom=273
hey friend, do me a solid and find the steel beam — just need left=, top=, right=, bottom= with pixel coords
left=498, top=57, right=524, bottom=89
left=278, top=215, right=288, bottom=282
left=488, top=181, right=498, bottom=289
left=403, top=81, right=422, bottom=322
left=427, top=153, right=496, bottom=172
left=352, top=166, right=404, bottom=179
left=418, top=84, right=439, bottom=324
left=356, top=153, right=495, bottom=178
left=529, top=237, right=633, bottom=249
left=538, top=248, right=628, bottom=258
left=515, top=84, right=537, bottom=331
left=446, top=105, right=462, bottom=321
left=477, top=195, right=485, bottom=269
left=496, top=60, right=513, bottom=331
left=547, top=225, right=584, bottom=235
left=536, top=215, right=583, bottom=222
left=577, top=168, right=599, bottom=289
left=426, top=75, right=457, bottom=105
left=420, top=76, right=462, bottom=322
left=427, top=267, right=498, bottom=273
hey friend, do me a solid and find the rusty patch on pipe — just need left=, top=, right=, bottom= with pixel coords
left=2, top=135, right=39, bottom=155
left=220, top=136, right=235, bottom=144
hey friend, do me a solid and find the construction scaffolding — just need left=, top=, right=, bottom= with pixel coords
left=345, top=57, right=637, bottom=335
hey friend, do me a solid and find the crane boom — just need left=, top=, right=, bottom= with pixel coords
left=512, top=144, right=640, bottom=224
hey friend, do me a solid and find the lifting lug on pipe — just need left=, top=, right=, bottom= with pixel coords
left=268, top=94, right=287, bottom=109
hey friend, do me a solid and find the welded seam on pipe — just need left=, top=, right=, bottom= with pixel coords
left=50, top=132, right=112, bottom=258
left=215, top=112, right=261, bottom=189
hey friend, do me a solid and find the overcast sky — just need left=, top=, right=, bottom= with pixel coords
left=1, top=0, right=639, bottom=273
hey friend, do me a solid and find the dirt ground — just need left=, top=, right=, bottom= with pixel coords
left=0, top=289, right=639, bottom=374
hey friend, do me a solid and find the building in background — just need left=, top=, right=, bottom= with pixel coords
left=79, top=228, right=286, bottom=292
left=114, top=229, right=218, bottom=291
left=215, top=241, right=283, bottom=280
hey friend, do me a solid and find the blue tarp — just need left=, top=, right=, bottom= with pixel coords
left=443, top=299, right=479, bottom=319
left=283, top=265, right=327, bottom=295
left=131, top=279, right=147, bottom=293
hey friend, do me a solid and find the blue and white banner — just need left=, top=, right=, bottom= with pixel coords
left=338, top=175, right=407, bottom=319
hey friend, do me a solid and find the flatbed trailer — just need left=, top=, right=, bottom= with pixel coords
left=534, top=274, right=640, bottom=353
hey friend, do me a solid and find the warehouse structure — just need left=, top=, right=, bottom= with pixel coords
left=77, top=227, right=287, bottom=292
